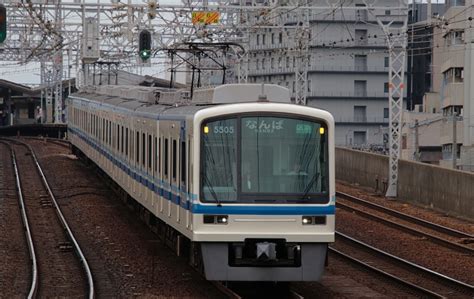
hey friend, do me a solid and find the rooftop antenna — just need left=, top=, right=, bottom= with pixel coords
left=258, top=83, right=268, bottom=102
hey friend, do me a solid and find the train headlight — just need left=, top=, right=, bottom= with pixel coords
left=302, top=216, right=326, bottom=225
left=203, top=215, right=228, bottom=224
left=217, top=215, right=228, bottom=224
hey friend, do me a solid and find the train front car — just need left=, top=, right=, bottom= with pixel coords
left=191, top=85, right=335, bottom=282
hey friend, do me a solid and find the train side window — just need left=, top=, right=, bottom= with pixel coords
left=116, top=124, right=118, bottom=151
left=125, top=128, right=129, bottom=157
left=131, top=130, right=134, bottom=159
left=172, top=139, right=177, bottom=181
left=148, top=134, right=152, bottom=170
left=104, top=120, right=107, bottom=144
left=102, top=119, right=105, bottom=142
left=154, top=137, right=158, bottom=174
left=181, top=140, right=186, bottom=185
left=158, top=138, right=162, bottom=175
left=136, top=131, right=140, bottom=164
left=142, top=132, right=146, bottom=168
left=121, top=126, right=124, bottom=154
left=109, top=121, right=112, bottom=146
left=164, top=138, right=169, bottom=178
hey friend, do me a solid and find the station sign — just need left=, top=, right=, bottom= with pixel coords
left=192, top=11, right=220, bottom=25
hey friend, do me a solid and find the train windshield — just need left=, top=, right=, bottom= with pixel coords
left=201, top=115, right=328, bottom=204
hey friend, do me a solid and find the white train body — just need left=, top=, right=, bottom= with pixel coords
left=67, top=84, right=335, bottom=281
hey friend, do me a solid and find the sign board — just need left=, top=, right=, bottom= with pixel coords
left=192, top=11, right=220, bottom=25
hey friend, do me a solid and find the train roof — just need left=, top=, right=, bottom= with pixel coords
left=70, top=84, right=294, bottom=118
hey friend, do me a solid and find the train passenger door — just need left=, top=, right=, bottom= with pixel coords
left=186, top=137, right=192, bottom=230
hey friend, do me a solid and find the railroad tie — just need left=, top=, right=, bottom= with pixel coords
left=40, top=199, right=53, bottom=208
left=58, top=242, right=73, bottom=252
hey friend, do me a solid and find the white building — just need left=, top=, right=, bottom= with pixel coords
left=247, top=0, right=407, bottom=148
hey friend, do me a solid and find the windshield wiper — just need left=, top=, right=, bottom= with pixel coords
left=300, top=173, right=320, bottom=200
left=202, top=173, right=222, bottom=207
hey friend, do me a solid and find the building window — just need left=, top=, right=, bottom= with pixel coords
left=353, top=131, right=367, bottom=146
left=402, top=135, right=407, bottom=149
left=384, top=108, right=389, bottom=119
left=256, top=34, right=260, bottom=45
left=446, top=30, right=464, bottom=45
left=355, top=29, right=368, bottom=46
left=354, top=55, right=367, bottom=71
left=354, top=106, right=367, bottom=122
left=262, top=34, right=266, bottom=45
left=384, top=82, right=389, bottom=93
left=354, top=80, right=367, bottom=97
left=443, top=67, right=464, bottom=83
left=384, top=57, right=389, bottom=67
left=271, top=33, right=275, bottom=44
left=356, top=3, right=368, bottom=21
left=279, top=32, right=283, bottom=44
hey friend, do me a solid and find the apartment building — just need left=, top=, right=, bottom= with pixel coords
left=247, top=0, right=407, bottom=148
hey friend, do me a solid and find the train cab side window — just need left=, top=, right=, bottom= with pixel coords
left=136, top=131, right=140, bottom=164
left=148, top=134, right=152, bottom=170
left=172, top=139, right=177, bottom=181
left=125, top=128, right=129, bottom=157
left=181, top=141, right=186, bottom=185
left=164, top=138, right=169, bottom=177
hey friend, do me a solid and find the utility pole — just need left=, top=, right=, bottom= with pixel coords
left=461, top=0, right=474, bottom=171
left=374, top=0, right=409, bottom=197
left=414, top=119, right=419, bottom=161
left=453, top=115, right=457, bottom=169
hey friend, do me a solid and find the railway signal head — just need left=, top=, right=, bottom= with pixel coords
left=139, top=30, right=152, bottom=61
left=0, top=4, right=6, bottom=43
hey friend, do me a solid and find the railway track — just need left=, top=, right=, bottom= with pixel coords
left=331, top=232, right=474, bottom=298
left=0, top=138, right=94, bottom=298
left=336, top=191, right=474, bottom=255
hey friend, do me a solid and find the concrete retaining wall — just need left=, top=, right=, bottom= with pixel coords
left=336, top=147, right=474, bottom=219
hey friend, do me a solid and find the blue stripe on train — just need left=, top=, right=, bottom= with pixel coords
left=191, top=204, right=335, bottom=215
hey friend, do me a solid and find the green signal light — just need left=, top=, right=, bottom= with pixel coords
left=139, top=49, right=151, bottom=60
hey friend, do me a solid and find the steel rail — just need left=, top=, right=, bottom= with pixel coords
left=1, top=141, right=39, bottom=299
left=336, top=191, right=474, bottom=240
left=2, top=138, right=95, bottom=299
left=336, top=201, right=474, bottom=255
left=329, top=247, right=444, bottom=298
left=336, top=232, right=474, bottom=295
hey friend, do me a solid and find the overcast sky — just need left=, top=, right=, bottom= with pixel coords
left=1, top=0, right=447, bottom=86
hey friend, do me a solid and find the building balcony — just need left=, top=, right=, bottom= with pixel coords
left=248, top=65, right=388, bottom=76
left=308, top=65, right=388, bottom=73
left=307, top=90, right=389, bottom=99
left=282, top=9, right=397, bottom=24
left=335, top=117, right=389, bottom=125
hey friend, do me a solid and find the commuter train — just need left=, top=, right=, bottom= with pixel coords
left=67, top=83, right=335, bottom=281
